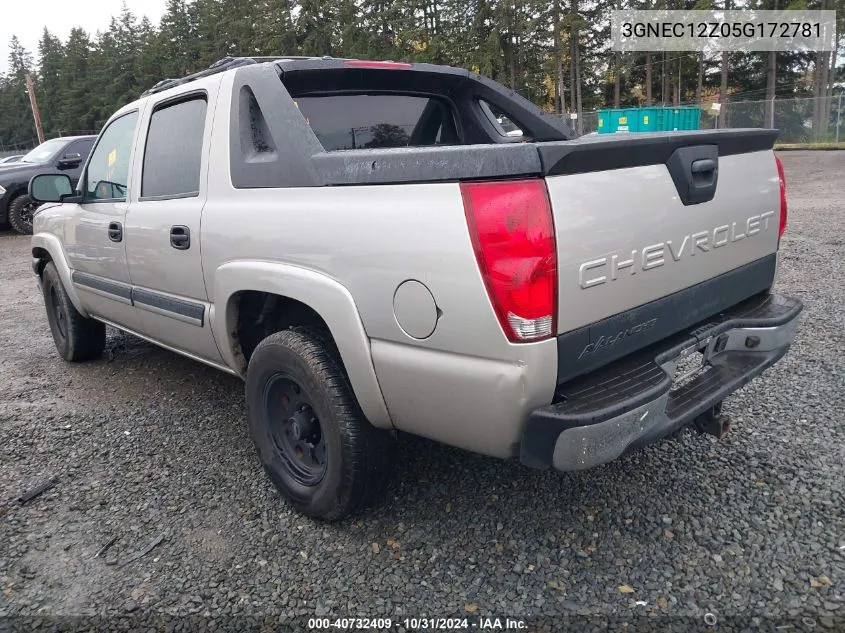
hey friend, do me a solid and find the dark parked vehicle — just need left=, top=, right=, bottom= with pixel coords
left=0, top=136, right=95, bottom=234
left=0, top=155, right=24, bottom=165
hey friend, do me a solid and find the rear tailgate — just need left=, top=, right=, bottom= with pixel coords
left=538, top=129, right=782, bottom=382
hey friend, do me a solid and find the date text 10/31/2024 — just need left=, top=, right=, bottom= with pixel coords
left=308, top=617, right=528, bottom=630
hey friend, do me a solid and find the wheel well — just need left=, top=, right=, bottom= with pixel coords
left=8, top=189, right=29, bottom=209
left=2, top=189, right=25, bottom=224
left=231, top=291, right=330, bottom=369
left=32, top=247, right=52, bottom=277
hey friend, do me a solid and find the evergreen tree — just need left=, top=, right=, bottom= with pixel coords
left=0, top=0, right=842, bottom=149
left=158, top=0, right=201, bottom=76
left=56, top=28, right=95, bottom=133
left=0, top=36, right=37, bottom=147
left=38, top=29, right=64, bottom=135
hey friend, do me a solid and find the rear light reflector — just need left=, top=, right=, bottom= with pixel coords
left=461, top=179, right=557, bottom=342
left=344, top=60, right=412, bottom=69
left=775, top=155, right=787, bottom=240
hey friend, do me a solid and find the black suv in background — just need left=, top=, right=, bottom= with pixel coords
left=0, top=136, right=96, bottom=234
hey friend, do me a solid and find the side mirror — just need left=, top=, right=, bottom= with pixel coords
left=29, top=173, right=74, bottom=203
left=57, top=153, right=82, bottom=169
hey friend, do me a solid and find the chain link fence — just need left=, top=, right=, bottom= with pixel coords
left=571, top=95, right=845, bottom=143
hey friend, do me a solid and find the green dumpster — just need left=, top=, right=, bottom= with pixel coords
left=656, top=106, right=700, bottom=131
left=598, top=108, right=641, bottom=133
left=637, top=108, right=661, bottom=132
left=597, top=106, right=700, bottom=134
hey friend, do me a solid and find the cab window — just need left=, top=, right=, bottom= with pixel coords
left=293, top=94, right=459, bottom=151
left=85, top=112, right=138, bottom=202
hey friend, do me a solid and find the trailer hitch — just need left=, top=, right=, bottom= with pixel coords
left=692, top=401, right=731, bottom=439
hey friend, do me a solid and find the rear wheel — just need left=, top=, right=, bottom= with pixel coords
left=246, top=327, right=392, bottom=521
left=42, top=262, right=106, bottom=361
left=9, top=194, right=39, bottom=235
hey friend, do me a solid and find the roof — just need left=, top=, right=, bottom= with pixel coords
left=47, top=135, right=97, bottom=142
left=140, top=56, right=331, bottom=97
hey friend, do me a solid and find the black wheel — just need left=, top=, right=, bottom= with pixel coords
left=9, top=194, right=39, bottom=235
left=246, top=327, right=392, bottom=521
left=42, top=262, right=106, bottom=361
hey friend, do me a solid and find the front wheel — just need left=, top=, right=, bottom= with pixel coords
left=42, top=262, right=106, bottom=361
left=9, top=194, right=39, bottom=235
left=246, top=327, right=392, bottom=521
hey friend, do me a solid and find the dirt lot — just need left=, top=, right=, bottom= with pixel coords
left=1, top=151, right=843, bottom=630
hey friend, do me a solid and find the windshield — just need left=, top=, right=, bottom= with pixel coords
left=20, top=139, right=67, bottom=164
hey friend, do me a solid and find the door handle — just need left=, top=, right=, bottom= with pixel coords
left=170, top=225, right=190, bottom=250
left=108, top=222, right=122, bottom=242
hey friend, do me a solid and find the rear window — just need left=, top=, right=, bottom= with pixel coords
left=294, top=94, right=458, bottom=151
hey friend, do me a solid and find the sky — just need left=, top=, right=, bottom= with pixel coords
left=1, top=0, right=168, bottom=74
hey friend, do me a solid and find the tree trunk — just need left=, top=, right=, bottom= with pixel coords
left=614, top=51, right=621, bottom=108
left=674, top=57, right=680, bottom=104
left=765, top=51, right=776, bottom=128
left=613, top=0, right=621, bottom=108
left=575, top=40, right=583, bottom=134
left=569, top=38, right=576, bottom=115
left=811, top=0, right=834, bottom=138
left=695, top=51, right=704, bottom=104
left=515, top=2, right=524, bottom=91
left=718, top=0, right=731, bottom=128
left=813, top=51, right=829, bottom=139
left=553, top=0, right=563, bottom=113
left=508, top=56, right=517, bottom=90
left=820, top=51, right=830, bottom=137
left=505, top=30, right=517, bottom=90
left=571, top=0, right=583, bottom=133
left=661, top=52, right=667, bottom=105
left=719, top=52, right=729, bottom=127
left=558, top=58, right=565, bottom=113
left=646, top=52, right=652, bottom=105
left=824, top=26, right=838, bottom=136
left=763, top=0, right=778, bottom=129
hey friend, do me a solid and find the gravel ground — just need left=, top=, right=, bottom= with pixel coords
left=0, top=151, right=843, bottom=631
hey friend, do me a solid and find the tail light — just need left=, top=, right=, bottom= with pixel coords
left=461, top=179, right=557, bottom=342
left=775, top=155, right=787, bottom=240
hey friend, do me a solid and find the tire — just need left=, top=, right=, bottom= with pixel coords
left=246, top=327, right=392, bottom=521
left=41, top=262, right=106, bottom=361
left=9, top=194, right=39, bottom=235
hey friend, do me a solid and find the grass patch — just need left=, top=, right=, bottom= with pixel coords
left=774, top=142, right=845, bottom=150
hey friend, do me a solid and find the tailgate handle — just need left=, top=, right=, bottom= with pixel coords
left=666, top=145, right=719, bottom=206
left=691, top=158, right=715, bottom=174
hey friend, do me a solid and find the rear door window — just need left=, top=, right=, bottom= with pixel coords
left=141, top=96, right=207, bottom=199
left=294, top=94, right=459, bottom=151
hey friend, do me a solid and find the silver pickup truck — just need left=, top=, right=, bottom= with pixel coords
left=28, top=56, right=802, bottom=520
